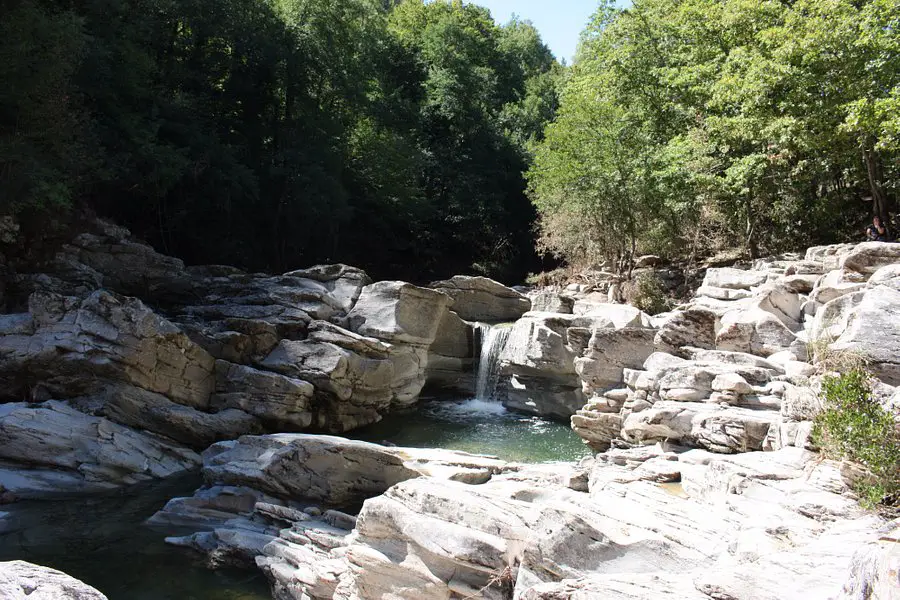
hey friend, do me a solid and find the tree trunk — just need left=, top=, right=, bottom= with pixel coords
left=863, top=145, right=889, bottom=224
left=745, top=195, right=758, bottom=260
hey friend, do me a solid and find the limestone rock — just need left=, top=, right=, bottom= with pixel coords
left=0, top=400, right=199, bottom=498
left=702, top=267, right=768, bottom=290
left=0, top=290, right=216, bottom=408
left=575, top=328, right=662, bottom=399
left=867, top=263, right=900, bottom=291
left=283, top=264, right=372, bottom=313
left=425, top=310, right=475, bottom=393
left=430, top=276, right=530, bottom=322
left=528, top=290, right=574, bottom=314
left=839, top=241, right=900, bottom=276
left=654, top=308, right=716, bottom=351
left=0, top=561, right=108, bottom=600
left=212, top=361, right=315, bottom=430
left=348, top=281, right=451, bottom=346
left=717, top=308, right=801, bottom=357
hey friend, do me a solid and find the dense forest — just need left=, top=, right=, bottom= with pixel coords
left=1, top=0, right=898, bottom=282
left=530, top=0, right=899, bottom=268
left=0, top=0, right=559, bottom=282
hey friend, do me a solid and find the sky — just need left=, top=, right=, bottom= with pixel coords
left=472, top=0, right=604, bottom=63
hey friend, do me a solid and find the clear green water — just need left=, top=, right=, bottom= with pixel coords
left=0, top=398, right=586, bottom=599
left=0, top=474, right=271, bottom=600
left=352, top=398, right=591, bottom=463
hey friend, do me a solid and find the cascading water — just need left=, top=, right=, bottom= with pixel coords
left=474, top=323, right=512, bottom=401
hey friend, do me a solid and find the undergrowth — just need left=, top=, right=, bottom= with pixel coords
left=811, top=368, right=900, bottom=510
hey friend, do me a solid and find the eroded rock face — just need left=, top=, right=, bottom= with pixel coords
left=0, top=561, right=108, bottom=600
left=430, top=276, right=530, bottom=322
left=0, top=400, right=200, bottom=499
left=0, top=290, right=216, bottom=407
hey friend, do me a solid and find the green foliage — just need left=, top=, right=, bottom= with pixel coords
left=0, top=0, right=562, bottom=282
left=624, top=272, right=669, bottom=315
left=529, top=0, right=900, bottom=269
left=812, top=369, right=900, bottom=509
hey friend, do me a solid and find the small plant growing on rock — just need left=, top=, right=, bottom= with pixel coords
left=623, top=271, right=669, bottom=315
left=811, top=368, right=900, bottom=510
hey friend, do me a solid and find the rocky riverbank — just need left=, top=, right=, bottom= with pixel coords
left=0, top=218, right=897, bottom=598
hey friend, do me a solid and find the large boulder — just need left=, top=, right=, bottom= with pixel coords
left=348, top=281, right=451, bottom=346
left=430, top=276, right=531, bottom=322
left=0, top=400, right=200, bottom=499
left=575, top=328, right=662, bottom=399
left=716, top=307, right=802, bottom=358
left=701, top=267, right=768, bottom=290
left=211, top=361, right=315, bottom=431
left=654, top=308, right=717, bottom=351
left=283, top=264, right=371, bottom=313
left=823, top=285, right=900, bottom=385
left=839, top=241, right=900, bottom=276
left=0, top=291, right=215, bottom=407
left=425, top=310, right=475, bottom=393
left=0, top=561, right=108, bottom=600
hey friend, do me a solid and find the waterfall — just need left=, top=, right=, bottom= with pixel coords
left=474, top=324, right=512, bottom=401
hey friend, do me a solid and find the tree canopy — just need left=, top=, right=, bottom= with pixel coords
left=0, top=0, right=560, bottom=282
left=529, top=0, right=899, bottom=268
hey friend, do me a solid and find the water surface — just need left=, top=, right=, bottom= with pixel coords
left=353, top=397, right=591, bottom=463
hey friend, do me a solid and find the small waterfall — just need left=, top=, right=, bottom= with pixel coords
left=474, top=324, right=512, bottom=401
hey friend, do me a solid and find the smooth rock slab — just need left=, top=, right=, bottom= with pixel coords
left=430, top=276, right=531, bottom=322
left=0, top=561, right=108, bottom=600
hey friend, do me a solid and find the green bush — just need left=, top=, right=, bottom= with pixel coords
left=811, top=369, right=900, bottom=509
left=624, top=271, right=669, bottom=315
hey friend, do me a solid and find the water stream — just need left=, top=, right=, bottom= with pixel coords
left=0, top=323, right=588, bottom=596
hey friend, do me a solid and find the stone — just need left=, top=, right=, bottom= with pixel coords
left=283, top=264, right=372, bottom=313
left=839, top=241, right=900, bottom=276
left=429, top=276, right=530, bottom=322
left=711, top=373, right=753, bottom=395
left=654, top=308, right=716, bottom=351
left=0, top=400, right=199, bottom=498
left=575, top=328, right=662, bottom=399
left=839, top=520, right=900, bottom=600
left=425, top=310, right=475, bottom=393
left=716, top=308, right=800, bottom=357
left=0, top=561, right=108, bottom=600
left=211, top=361, right=315, bottom=430
left=781, top=274, right=819, bottom=294
left=695, top=286, right=754, bottom=301
left=0, top=290, right=216, bottom=408
left=198, top=434, right=505, bottom=506
left=571, top=301, right=649, bottom=328
left=822, top=285, right=900, bottom=385
left=348, top=281, right=452, bottom=346
left=809, top=269, right=866, bottom=306
left=701, top=267, right=768, bottom=290
left=99, top=382, right=262, bottom=448
left=528, top=290, right=574, bottom=314
left=752, top=283, right=803, bottom=328
left=867, top=263, right=900, bottom=291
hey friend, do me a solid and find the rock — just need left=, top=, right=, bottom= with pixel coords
left=783, top=361, right=816, bottom=381
left=781, top=274, right=819, bottom=294
left=498, top=313, right=591, bottom=419
left=0, top=561, right=108, bottom=599
left=839, top=519, right=900, bottom=600
left=806, top=243, right=857, bottom=271
left=0, top=290, right=216, bottom=408
left=572, top=300, right=649, bottom=328
left=0, top=400, right=200, bottom=498
left=716, top=308, right=801, bottom=357
left=425, top=310, right=475, bottom=393
left=822, top=285, right=900, bottom=385
left=528, top=290, right=574, bottom=314
left=429, top=276, right=530, bottom=322
left=575, top=328, right=662, bottom=399
left=867, top=263, right=900, bottom=291
left=701, top=267, right=768, bottom=290
left=695, top=285, right=754, bottom=300
left=781, top=383, right=822, bottom=422
left=634, top=255, right=666, bottom=269
left=809, top=269, right=867, bottom=306
left=283, top=264, right=371, bottom=313
left=654, top=308, right=716, bottom=351
left=621, top=401, right=779, bottom=453
left=752, top=283, right=803, bottom=327
left=348, top=281, right=451, bottom=346
left=99, top=382, right=262, bottom=447
left=839, top=241, right=900, bottom=276
left=197, top=434, right=505, bottom=507
left=711, top=373, right=753, bottom=395
left=211, top=361, right=315, bottom=430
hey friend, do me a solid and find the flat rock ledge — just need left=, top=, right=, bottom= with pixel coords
left=0, top=561, right=107, bottom=600
left=148, top=435, right=893, bottom=600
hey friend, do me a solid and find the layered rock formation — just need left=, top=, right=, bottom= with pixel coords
left=152, top=435, right=893, bottom=600
left=0, top=561, right=107, bottom=600
left=0, top=220, right=525, bottom=499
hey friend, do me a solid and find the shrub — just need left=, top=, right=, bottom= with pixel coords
left=811, top=369, right=900, bottom=509
left=623, top=271, right=669, bottom=315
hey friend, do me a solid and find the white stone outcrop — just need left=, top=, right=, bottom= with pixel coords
left=0, top=561, right=108, bottom=600
left=430, top=275, right=530, bottom=322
